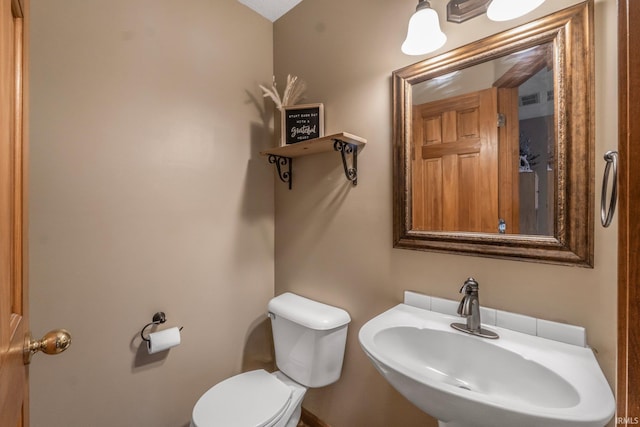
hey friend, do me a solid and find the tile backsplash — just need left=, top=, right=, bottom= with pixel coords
left=403, top=290, right=587, bottom=347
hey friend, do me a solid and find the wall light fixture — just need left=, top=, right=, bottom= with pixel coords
left=402, top=0, right=546, bottom=55
left=487, top=0, right=546, bottom=21
left=401, top=0, right=447, bottom=56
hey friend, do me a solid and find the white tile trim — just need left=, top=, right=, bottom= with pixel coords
left=496, top=310, right=537, bottom=335
left=403, top=291, right=587, bottom=347
left=404, top=291, right=432, bottom=311
left=479, top=307, right=497, bottom=326
left=537, top=318, right=587, bottom=347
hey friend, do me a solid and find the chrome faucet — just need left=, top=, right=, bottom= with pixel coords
left=451, top=277, right=499, bottom=339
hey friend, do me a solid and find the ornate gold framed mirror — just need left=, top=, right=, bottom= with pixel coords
left=393, top=1, right=594, bottom=266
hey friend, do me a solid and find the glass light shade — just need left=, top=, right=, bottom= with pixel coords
left=401, top=6, right=447, bottom=56
left=486, top=0, right=546, bottom=22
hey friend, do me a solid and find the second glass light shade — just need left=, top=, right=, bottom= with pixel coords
left=486, top=0, right=546, bottom=22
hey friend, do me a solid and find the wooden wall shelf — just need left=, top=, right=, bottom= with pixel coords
left=260, top=132, right=366, bottom=189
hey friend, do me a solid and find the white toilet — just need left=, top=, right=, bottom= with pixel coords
left=190, top=292, right=351, bottom=427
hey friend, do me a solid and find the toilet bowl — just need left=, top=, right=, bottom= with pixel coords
left=191, top=370, right=306, bottom=427
left=190, top=293, right=351, bottom=427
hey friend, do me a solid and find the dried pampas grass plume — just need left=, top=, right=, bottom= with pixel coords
left=282, top=74, right=307, bottom=106
left=259, top=76, right=282, bottom=111
left=259, top=74, right=307, bottom=111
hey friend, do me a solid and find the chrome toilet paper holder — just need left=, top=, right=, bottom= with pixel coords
left=140, top=312, right=183, bottom=343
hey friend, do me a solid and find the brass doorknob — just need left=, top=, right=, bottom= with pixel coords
left=24, top=329, right=72, bottom=365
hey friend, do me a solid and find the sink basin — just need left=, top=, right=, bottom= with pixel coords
left=359, top=304, right=615, bottom=427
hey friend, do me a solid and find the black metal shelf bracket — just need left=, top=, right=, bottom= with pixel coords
left=268, top=154, right=293, bottom=190
left=333, top=139, right=358, bottom=185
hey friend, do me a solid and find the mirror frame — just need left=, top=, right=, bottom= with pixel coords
left=393, top=1, right=594, bottom=267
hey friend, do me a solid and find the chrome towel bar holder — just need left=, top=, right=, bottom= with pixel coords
left=601, top=150, right=618, bottom=228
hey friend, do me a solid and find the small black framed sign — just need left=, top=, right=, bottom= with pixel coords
left=281, top=103, right=324, bottom=146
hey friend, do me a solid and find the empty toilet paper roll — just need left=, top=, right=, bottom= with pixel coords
left=147, top=327, right=181, bottom=354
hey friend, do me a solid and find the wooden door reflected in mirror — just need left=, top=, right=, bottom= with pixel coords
left=410, top=43, right=555, bottom=236
left=412, top=87, right=499, bottom=233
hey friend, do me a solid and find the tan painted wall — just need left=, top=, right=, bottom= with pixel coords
left=274, top=0, right=618, bottom=426
left=26, top=0, right=618, bottom=425
left=28, top=1, right=274, bottom=426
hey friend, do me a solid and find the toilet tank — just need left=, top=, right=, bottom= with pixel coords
left=268, top=292, right=351, bottom=388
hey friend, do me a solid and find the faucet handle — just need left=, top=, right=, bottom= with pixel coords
left=459, top=277, right=479, bottom=294
left=457, top=296, right=469, bottom=316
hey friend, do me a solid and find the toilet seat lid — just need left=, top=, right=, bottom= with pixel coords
left=192, top=369, right=292, bottom=427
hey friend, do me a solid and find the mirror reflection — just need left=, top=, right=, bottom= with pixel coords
left=410, top=43, right=554, bottom=235
left=393, top=1, right=594, bottom=266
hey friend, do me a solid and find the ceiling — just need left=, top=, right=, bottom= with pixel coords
left=237, top=0, right=304, bottom=22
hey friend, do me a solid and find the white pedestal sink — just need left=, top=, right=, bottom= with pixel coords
left=359, top=303, right=615, bottom=427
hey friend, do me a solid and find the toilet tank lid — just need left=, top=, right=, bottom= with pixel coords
left=268, top=292, right=351, bottom=330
